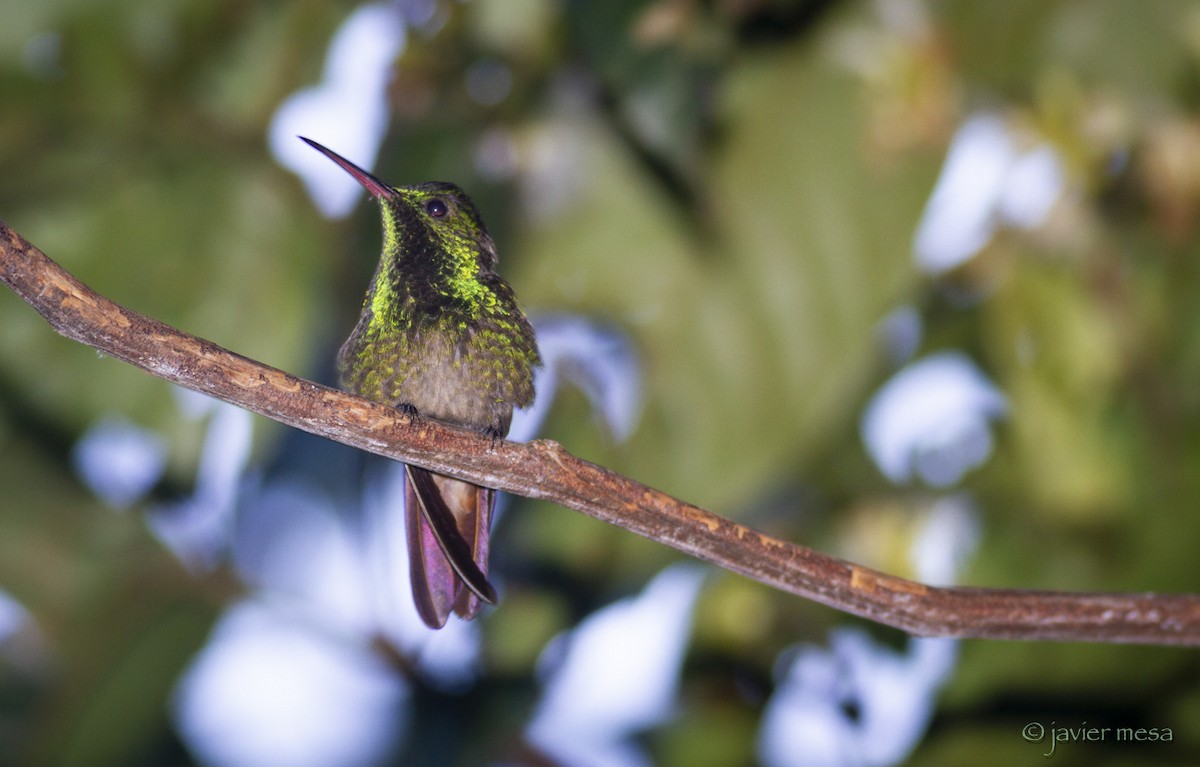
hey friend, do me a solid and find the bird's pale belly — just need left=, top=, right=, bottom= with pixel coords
left=395, top=330, right=515, bottom=434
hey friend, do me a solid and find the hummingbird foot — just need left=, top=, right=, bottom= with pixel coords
left=484, top=425, right=505, bottom=448
left=398, top=402, right=420, bottom=420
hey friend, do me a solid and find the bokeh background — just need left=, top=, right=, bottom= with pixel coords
left=4, top=1, right=1200, bottom=765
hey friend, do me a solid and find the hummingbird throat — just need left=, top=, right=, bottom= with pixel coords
left=368, top=197, right=499, bottom=329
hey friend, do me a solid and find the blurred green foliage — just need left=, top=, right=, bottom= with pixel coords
left=4, top=0, right=1200, bottom=765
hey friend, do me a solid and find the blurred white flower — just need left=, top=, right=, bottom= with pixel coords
left=861, top=352, right=1007, bottom=487
left=0, top=589, right=29, bottom=646
left=914, top=113, right=1064, bottom=274
left=511, top=315, right=642, bottom=444
left=526, top=565, right=705, bottom=767
left=911, top=494, right=981, bottom=586
left=174, top=601, right=407, bottom=767
left=145, top=391, right=253, bottom=571
left=270, top=3, right=406, bottom=218
left=758, top=499, right=978, bottom=767
left=232, top=480, right=377, bottom=632
left=758, top=631, right=958, bottom=767
left=998, top=145, right=1065, bottom=229
left=72, top=417, right=167, bottom=508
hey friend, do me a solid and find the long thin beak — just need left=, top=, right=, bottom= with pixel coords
left=299, top=136, right=393, bottom=198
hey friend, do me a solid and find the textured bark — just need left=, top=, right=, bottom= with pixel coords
left=4, top=219, right=1200, bottom=645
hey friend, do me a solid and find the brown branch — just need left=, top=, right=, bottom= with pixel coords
left=3, top=220, right=1199, bottom=646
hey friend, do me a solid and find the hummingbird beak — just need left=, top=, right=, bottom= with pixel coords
left=299, top=136, right=393, bottom=198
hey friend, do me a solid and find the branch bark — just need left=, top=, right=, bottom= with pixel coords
left=3, top=219, right=1199, bottom=646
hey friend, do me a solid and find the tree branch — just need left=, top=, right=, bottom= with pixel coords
left=3, top=219, right=1199, bottom=645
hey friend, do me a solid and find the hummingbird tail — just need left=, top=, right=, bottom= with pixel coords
left=404, top=465, right=496, bottom=629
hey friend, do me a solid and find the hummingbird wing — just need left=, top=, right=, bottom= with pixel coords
left=404, top=464, right=497, bottom=628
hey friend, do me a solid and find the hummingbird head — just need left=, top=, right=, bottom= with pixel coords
left=301, top=137, right=500, bottom=312
left=383, top=181, right=499, bottom=274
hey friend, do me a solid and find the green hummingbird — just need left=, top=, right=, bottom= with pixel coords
left=301, top=137, right=541, bottom=629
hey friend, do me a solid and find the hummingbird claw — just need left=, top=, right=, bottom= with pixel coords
left=485, top=425, right=504, bottom=448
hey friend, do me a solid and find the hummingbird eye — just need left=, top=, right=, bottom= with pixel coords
left=424, top=198, right=449, bottom=218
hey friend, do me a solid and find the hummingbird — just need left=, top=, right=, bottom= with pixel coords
left=301, top=137, right=541, bottom=629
